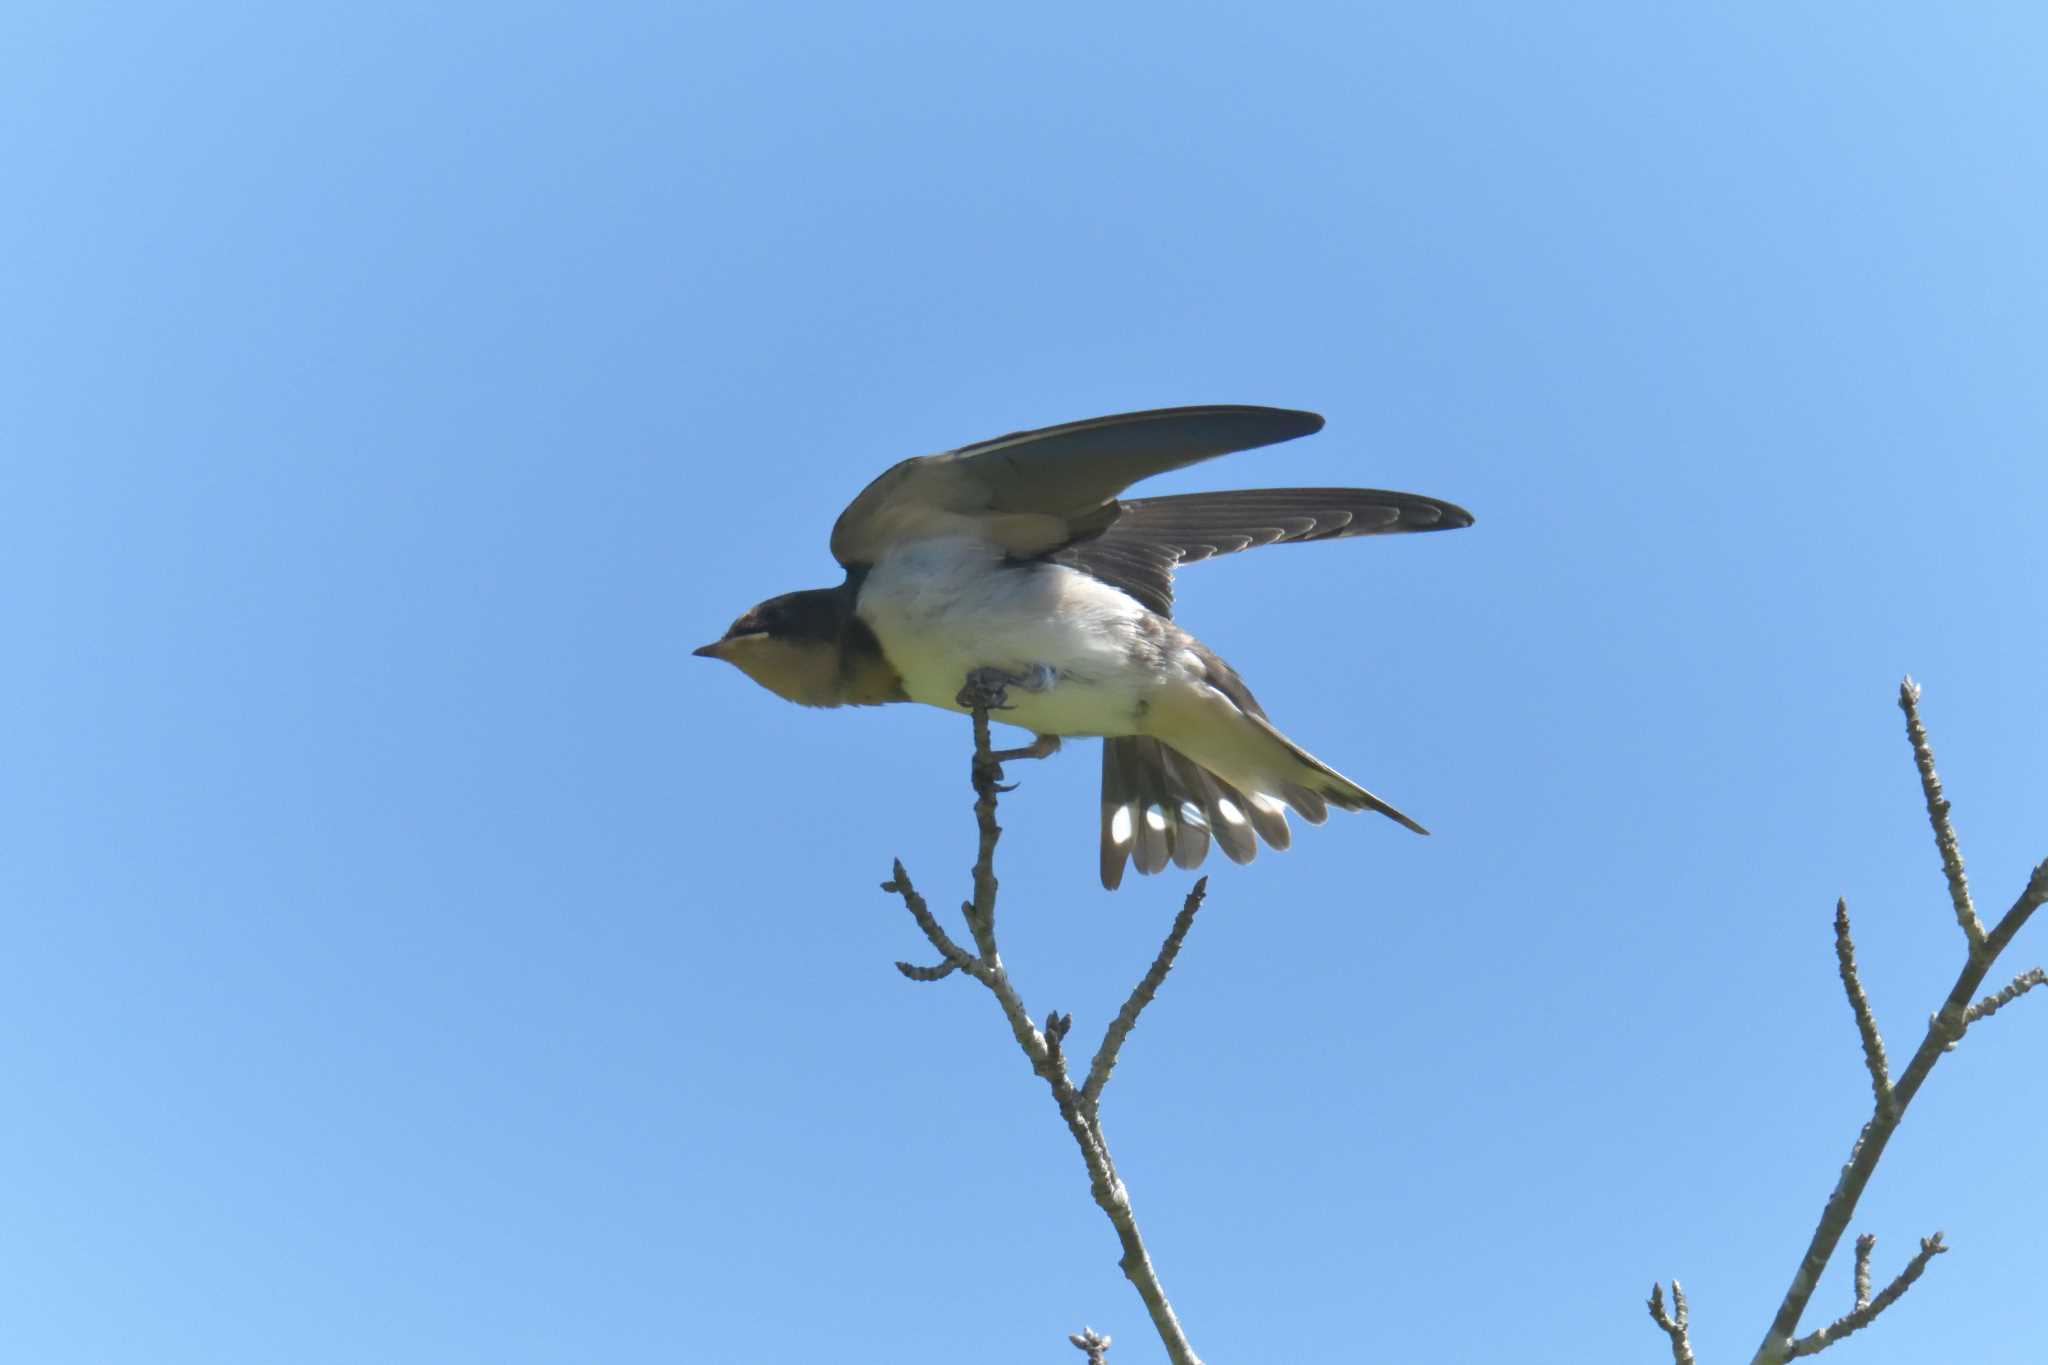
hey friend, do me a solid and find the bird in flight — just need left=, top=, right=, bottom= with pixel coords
left=696, top=405, right=1472, bottom=888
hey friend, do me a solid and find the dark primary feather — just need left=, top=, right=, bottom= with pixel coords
left=1056, top=487, right=1474, bottom=616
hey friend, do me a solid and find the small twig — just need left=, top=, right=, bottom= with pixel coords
left=1965, top=966, right=2046, bottom=1023
left=1647, top=1281, right=1697, bottom=1365
left=883, top=861, right=979, bottom=982
left=1898, top=677, right=1985, bottom=949
left=1069, top=1328, right=1112, bottom=1363
left=1833, top=900, right=1895, bottom=1118
left=1082, top=878, right=1208, bottom=1111
left=1785, top=1233, right=1948, bottom=1357
left=1046, top=1010, right=1075, bottom=1066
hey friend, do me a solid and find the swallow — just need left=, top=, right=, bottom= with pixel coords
left=696, top=405, right=1472, bottom=888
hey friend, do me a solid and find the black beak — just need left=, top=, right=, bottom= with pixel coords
left=693, top=642, right=725, bottom=659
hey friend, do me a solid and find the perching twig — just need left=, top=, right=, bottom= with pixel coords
left=882, top=704, right=1210, bottom=1365
left=963, top=706, right=1004, bottom=963
left=1647, top=1281, right=1697, bottom=1365
left=1832, top=900, right=1894, bottom=1119
left=1714, top=680, right=2048, bottom=1364
left=1785, top=1233, right=1949, bottom=1357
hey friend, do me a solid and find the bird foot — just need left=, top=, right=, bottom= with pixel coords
left=955, top=664, right=1056, bottom=712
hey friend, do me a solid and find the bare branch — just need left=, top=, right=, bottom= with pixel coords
left=1648, top=1281, right=1697, bottom=1365
left=1785, top=1233, right=1948, bottom=1358
left=880, top=704, right=1209, bottom=1365
left=1966, top=966, right=2046, bottom=1024
left=1898, top=677, right=1985, bottom=949
left=882, top=861, right=979, bottom=980
left=1069, top=1328, right=1112, bottom=1363
left=1833, top=899, right=1895, bottom=1118
left=1741, top=686, right=2046, bottom=1364
left=1082, top=877, right=1208, bottom=1111
left=1893, top=857, right=2048, bottom=1109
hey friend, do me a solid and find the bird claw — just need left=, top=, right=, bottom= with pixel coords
left=972, top=732, right=1060, bottom=793
left=956, top=667, right=1017, bottom=711
left=956, top=664, right=1057, bottom=713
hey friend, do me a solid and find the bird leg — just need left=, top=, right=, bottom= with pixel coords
left=973, top=731, right=1062, bottom=789
left=957, top=666, right=1063, bottom=786
left=989, top=733, right=1063, bottom=765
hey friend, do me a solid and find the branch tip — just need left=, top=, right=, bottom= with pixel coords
left=1082, top=875, right=1213, bottom=1110
left=1833, top=899, right=1895, bottom=1116
left=1069, top=1327, right=1112, bottom=1363
left=1897, top=679, right=1986, bottom=947
left=1648, top=1281, right=1696, bottom=1364
left=1852, top=1233, right=1875, bottom=1310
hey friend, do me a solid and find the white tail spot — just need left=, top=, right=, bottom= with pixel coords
left=1144, top=804, right=1168, bottom=832
left=1109, top=804, right=1135, bottom=846
left=1251, top=792, right=1286, bottom=816
left=1179, top=801, right=1208, bottom=830
left=1216, top=797, right=1246, bottom=825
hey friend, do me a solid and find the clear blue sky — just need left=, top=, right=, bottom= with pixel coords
left=5, top=4, right=2044, bottom=1362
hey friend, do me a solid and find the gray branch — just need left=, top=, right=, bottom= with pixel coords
left=1082, top=878, right=1208, bottom=1113
left=1784, top=1233, right=1948, bottom=1358
left=1966, top=965, right=2046, bottom=1024
left=883, top=705, right=1210, bottom=1365
left=1730, top=682, right=2047, bottom=1365
left=1833, top=900, right=1894, bottom=1119
left=1898, top=676, right=1985, bottom=948
left=1647, top=1281, right=1697, bottom=1365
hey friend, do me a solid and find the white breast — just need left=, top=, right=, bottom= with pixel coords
left=854, top=536, right=1169, bottom=736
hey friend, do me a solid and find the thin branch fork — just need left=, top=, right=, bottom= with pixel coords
left=1784, top=1233, right=1948, bottom=1358
left=1648, top=1281, right=1697, bottom=1365
left=1726, top=681, right=2048, bottom=1365
left=882, top=704, right=1212, bottom=1365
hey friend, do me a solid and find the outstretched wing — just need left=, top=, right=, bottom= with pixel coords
left=829, top=405, right=1325, bottom=567
left=1056, top=488, right=1475, bottom=616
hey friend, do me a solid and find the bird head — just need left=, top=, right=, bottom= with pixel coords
left=694, top=588, right=851, bottom=707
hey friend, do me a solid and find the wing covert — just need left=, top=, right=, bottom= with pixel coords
left=830, top=405, right=1324, bottom=567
